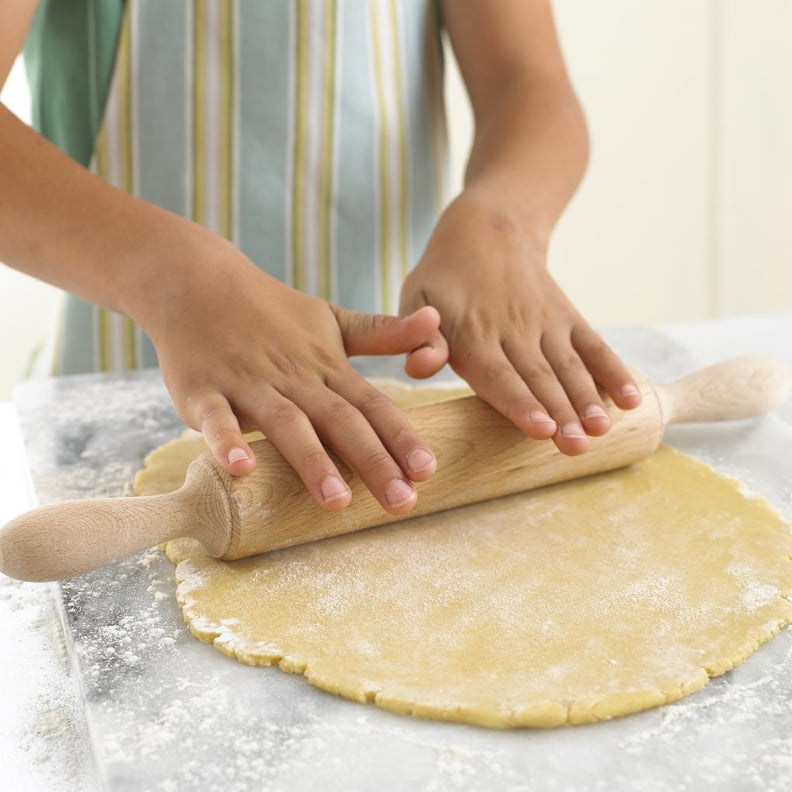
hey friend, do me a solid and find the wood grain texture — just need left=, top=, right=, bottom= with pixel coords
left=656, top=356, right=792, bottom=425
left=218, top=382, right=662, bottom=560
left=0, top=457, right=232, bottom=581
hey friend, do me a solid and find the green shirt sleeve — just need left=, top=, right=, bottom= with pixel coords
left=23, top=0, right=124, bottom=166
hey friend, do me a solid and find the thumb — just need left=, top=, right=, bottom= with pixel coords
left=403, top=328, right=449, bottom=379
left=333, top=305, right=441, bottom=357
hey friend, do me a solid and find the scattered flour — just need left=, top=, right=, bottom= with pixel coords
left=0, top=575, right=97, bottom=792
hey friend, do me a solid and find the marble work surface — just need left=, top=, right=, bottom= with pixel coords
left=3, top=321, right=792, bottom=791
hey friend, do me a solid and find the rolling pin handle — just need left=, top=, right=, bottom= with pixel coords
left=656, top=355, right=792, bottom=426
left=0, top=456, right=232, bottom=582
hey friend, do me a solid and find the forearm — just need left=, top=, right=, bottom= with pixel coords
left=441, top=0, right=588, bottom=250
left=0, top=102, right=228, bottom=328
left=462, top=77, right=589, bottom=250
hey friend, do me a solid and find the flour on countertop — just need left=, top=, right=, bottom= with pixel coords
left=10, top=348, right=792, bottom=790
left=0, top=575, right=97, bottom=792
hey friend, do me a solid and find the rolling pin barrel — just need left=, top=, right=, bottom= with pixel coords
left=1, top=356, right=789, bottom=582
left=219, top=355, right=792, bottom=560
left=221, top=377, right=663, bottom=561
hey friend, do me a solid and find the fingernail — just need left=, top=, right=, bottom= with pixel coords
left=228, top=447, right=250, bottom=465
left=560, top=422, right=586, bottom=438
left=530, top=410, right=556, bottom=425
left=583, top=405, right=609, bottom=420
left=321, top=476, right=349, bottom=504
left=621, top=383, right=641, bottom=399
left=386, top=479, right=416, bottom=508
left=406, top=448, right=435, bottom=473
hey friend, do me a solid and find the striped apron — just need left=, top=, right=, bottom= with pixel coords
left=25, top=0, right=448, bottom=375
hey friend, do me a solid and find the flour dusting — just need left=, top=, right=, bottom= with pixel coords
left=0, top=575, right=97, bottom=791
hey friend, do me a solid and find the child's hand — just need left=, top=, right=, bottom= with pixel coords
left=399, top=193, right=641, bottom=455
left=142, top=238, right=441, bottom=513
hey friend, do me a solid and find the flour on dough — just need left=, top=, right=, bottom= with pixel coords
left=134, top=382, right=792, bottom=729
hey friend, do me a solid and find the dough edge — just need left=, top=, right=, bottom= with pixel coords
left=166, top=541, right=792, bottom=728
left=136, top=380, right=792, bottom=729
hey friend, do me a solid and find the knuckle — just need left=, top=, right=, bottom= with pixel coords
left=299, top=447, right=331, bottom=473
left=573, top=393, right=601, bottom=412
left=554, top=354, right=584, bottom=377
left=267, top=352, right=305, bottom=377
left=198, top=403, right=226, bottom=427
left=361, top=448, right=396, bottom=474
left=308, top=342, right=338, bottom=369
left=199, top=412, right=241, bottom=446
left=355, top=386, right=394, bottom=414
left=388, top=425, right=416, bottom=450
left=324, top=399, right=360, bottom=424
left=584, top=338, right=612, bottom=359
left=482, top=362, right=514, bottom=384
left=586, top=344, right=621, bottom=377
left=522, top=362, right=555, bottom=383
left=372, top=313, right=391, bottom=331
left=206, top=424, right=238, bottom=446
left=268, top=401, right=304, bottom=429
left=573, top=325, right=606, bottom=352
left=563, top=377, right=596, bottom=404
left=506, top=398, right=541, bottom=421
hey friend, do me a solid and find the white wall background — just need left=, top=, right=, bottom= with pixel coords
left=1, top=0, right=791, bottom=399
left=551, top=0, right=792, bottom=324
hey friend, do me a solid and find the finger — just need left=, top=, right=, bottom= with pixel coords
left=571, top=325, right=642, bottom=410
left=189, top=392, right=256, bottom=476
left=331, top=375, right=438, bottom=482
left=539, top=335, right=611, bottom=441
left=404, top=328, right=449, bottom=379
left=452, top=344, right=558, bottom=441
left=250, top=389, right=352, bottom=511
left=503, top=341, right=590, bottom=455
left=334, top=305, right=441, bottom=357
left=303, top=386, right=420, bottom=515
left=398, top=290, right=448, bottom=378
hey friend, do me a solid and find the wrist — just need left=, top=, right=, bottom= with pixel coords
left=449, top=186, right=552, bottom=261
left=117, top=212, right=249, bottom=337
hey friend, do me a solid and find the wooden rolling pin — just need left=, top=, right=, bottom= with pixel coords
left=1, top=356, right=790, bottom=582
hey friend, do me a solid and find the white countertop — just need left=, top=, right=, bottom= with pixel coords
left=1, top=313, right=791, bottom=791
left=0, top=404, right=95, bottom=791
left=666, top=312, right=792, bottom=365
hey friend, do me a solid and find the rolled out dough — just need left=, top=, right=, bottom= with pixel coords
left=134, top=382, right=792, bottom=729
